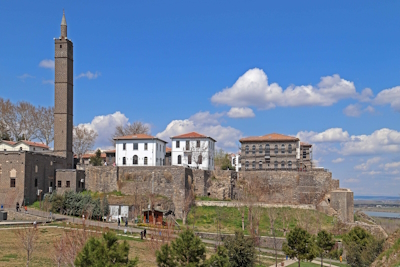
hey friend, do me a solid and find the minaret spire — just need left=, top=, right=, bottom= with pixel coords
left=61, top=9, right=67, bottom=38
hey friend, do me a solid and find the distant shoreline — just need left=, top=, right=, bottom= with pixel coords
left=354, top=196, right=400, bottom=201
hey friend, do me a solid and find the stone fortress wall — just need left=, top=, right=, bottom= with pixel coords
left=84, top=165, right=354, bottom=222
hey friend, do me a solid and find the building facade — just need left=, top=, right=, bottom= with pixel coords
left=171, top=132, right=216, bottom=171
left=114, top=134, right=167, bottom=167
left=239, top=133, right=312, bottom=171
left=0, top=140, right=49, bottom=152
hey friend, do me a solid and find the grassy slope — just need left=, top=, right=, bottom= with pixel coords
left=187, top=206, right=335, bottom=236
left=372, top=229, right=400, bottom=267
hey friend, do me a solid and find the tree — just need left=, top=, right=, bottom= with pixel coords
left=110, top=122, right=149, bottom=145
left=282, top=227, right=317, bottom=267
left=343, top=226, right=384, bottom=267
left=156, top=228, right=206, bottom=266
left=90, top=149, right=103, bottom=166
left=316, top=230, right=335, bottom=267
left=33, top=106, right=54, bottom=145
left=15, top=226, right=39, bottom=267
left=75, top=231, right=139, bottom=267
left=73, top=125, right=98, bottom=162
left=224, top=231, right=256, bottom=267
left=206, top=246, right=230, bottom=267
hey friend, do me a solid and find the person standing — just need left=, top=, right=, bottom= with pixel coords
left=125, top=218, right=128, bottom=227
left=16, top=202, right=19, bottom=212
left=118, top=217, right=120, bottom=228
left=144, top=228, right=147, bottom=238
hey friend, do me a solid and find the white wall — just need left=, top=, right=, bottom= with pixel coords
left=171, top=138, right=215, bottom=170
left=0, top=142, right=48, bottom=152
left=115, top=139, right=166, bottom=166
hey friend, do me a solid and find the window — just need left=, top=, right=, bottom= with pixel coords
left=265, top=144, right=270, bottom=154
left=60, top=45, right=62, bottom=48
left=288, top=161, right=292, bottom=169
left=58, top=180, right=62, bottom=187
left=303, top=150, right=307, bottom=159
left=35, top=178, right=37, bottom=187
left=197, top=140, right=200, bottom=148
left=281, top=144, right=285, bottom=153
left=245, top=161, right=249, bottom=169
left=178, top=155, right=182, bottom=164
left=133, top=143, right=138, bottom=150
left=281, top=161, right=285, bottom=168
left=133, top=155, right=138, bottom=165
left=33, top=148, right=35, bottom=151
left=252, top=145, right=256, bottom=154
left=186, top=141, right=190, bottom=150
left=50, top=181, right=53, bottom=187
left=35, top=165, right=38, bottom=173
left=163, top=159, right=165, bottom=165
left=288, top=144, right=292, bottom=154
left=176, top=141, right=180, bottom=148
left=66, top=181, right=70, bottom=188
left=20, top=147, right=22, bottom=151
left=259, top=145, right=263, bottom=154
left=245, top=145, right=249, bottom=154
left=259, top=161, right=263, bottom=169
left=144, top=143, right=148, bottom=150
left=274, top=145, right=278, bottom=154
left=233, top=158, right=236, bottom=165
left=198, top=155, right=202, bottom=164
left=10, top=178, right=15, bottom=187
left=188, top=155, right=192, bottom=164
left=122, top=157, right=126, bottom=165
left=123, top=143, right=126, bottom=150
left=274, top=161, right=278, bottom=169
left=252, top=161, right=256, bottom=169
left=144, top=157, right=148, bottom=165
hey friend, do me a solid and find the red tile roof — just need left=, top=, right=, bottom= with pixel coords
left=113, top=134, right=167, bottom=143
left=81, top=153, right=106, bottom=159
left=300, top=142, right=312, bottom=147
left=104, top=149, right=116, bottom=153
left=240, top=133, right=299, bottom=142
left=20, top=140, right=49, bottom=149
left=166, top=147, right=172, bottom=152
left=171, top=132, right=216, bottom=142
left=1, top=140, right=16, bottom=145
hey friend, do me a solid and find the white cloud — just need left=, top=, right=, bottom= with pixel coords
left=17, top=74, right=35, bottom=81
left=383, top=161, right=400, bottom=170
left=227, top=107, right=255, bottom=118
left=77, top=111, right=129, bottom=147
left=76, top=71, right=101, bottom=80
left=362, top=170, right=381, bottom=176
left=387, top=170, right=400, bottom=175
left=343, top=104, right=363, bottom=117
left=373, top=86, right=400, bottom=112
left=156, top=111, right=242, bottom=150
left=357, top=88, right=374, bottom=102
left=42, top=79, right=54, bottom=85
left=365, top=106, right=375, bottom=113
left=341, top=128, right=400, bottom=156
left=297, top=128, right=349, bottom=143
left=344, top=178, right=360, bottom=183
left=211, top=68, right=356, bottom=109
left=354, top=157, right=381, bottom=171
left=39, top=59, right=55, bottom=69
left=332, top=158, right=344, bottom=163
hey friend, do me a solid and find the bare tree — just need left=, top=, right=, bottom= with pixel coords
left=268, top=208, right=279, bottom=267
left=73, top=125, right=98, bottom=162
left=110, top=121, right=150, bottom=145
left=15, top=226, right=39, bottom=267
left=53, top=235, right=66, bottom=267
left=190, top=141, right=209, bottom=169
left=33, top=106, right=54, bottom=145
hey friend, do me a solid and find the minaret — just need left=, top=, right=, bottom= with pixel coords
left=54, top=10, right=73, bottom=168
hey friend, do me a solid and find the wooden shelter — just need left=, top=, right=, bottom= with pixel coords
left=143, top=208, right=164, bottom=225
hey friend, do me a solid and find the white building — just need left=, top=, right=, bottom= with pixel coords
left=231, top=153, right=242, bottom=172
left=0, top=140, right=50, bottom=152
left=114, top=134, right=167, bottom=166
left=170, top=132, right=216, bottom=171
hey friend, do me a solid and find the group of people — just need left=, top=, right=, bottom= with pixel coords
left=16, top=202, right=27, bottom=213
left=117, top=217, right=128, bottom=227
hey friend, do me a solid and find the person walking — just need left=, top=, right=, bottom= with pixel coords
left=144, top=228, right=147, bottom=238
left=118, top=217, right=120, bottom=228
left=125, top=218, right=128, bottom=227
left=16, top=202, right=19, bottom=212
left=24, top=206, right=27, bottom=214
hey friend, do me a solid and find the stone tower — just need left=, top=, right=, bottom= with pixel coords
left=54, top=10, right=73, bottom=168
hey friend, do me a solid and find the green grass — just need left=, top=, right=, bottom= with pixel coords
left=187, top=206, right=335, bottom=237
left=29, top=201, right=41, bottom=209
left=196, top=196, right=231, bottom=201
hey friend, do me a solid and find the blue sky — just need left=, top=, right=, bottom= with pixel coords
left=1, top=1, right=400, bottom=196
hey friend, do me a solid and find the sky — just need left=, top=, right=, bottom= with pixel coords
left=1, top=1, right=400, bottom=196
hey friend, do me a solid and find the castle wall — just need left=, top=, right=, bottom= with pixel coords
left=55, top=169, right=85, bottom=195
left=85, top=166, right=118, bottom=193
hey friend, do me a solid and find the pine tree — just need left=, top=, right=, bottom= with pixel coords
left=156, top=228, right=207, bottom=266
left=206, top=246, right=230, bottom=267
left=75, top=231, right=139, bottom=267
left=90, top=149, right=103, bottom=166
left=224, top=231, right=255, bottom=267
left=316, top=230, right=335, bottom=267
left=283, top=227, right=317, bottom=267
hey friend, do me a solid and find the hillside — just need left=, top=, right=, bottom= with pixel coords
left=371, top=229, right=400, bottom=267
